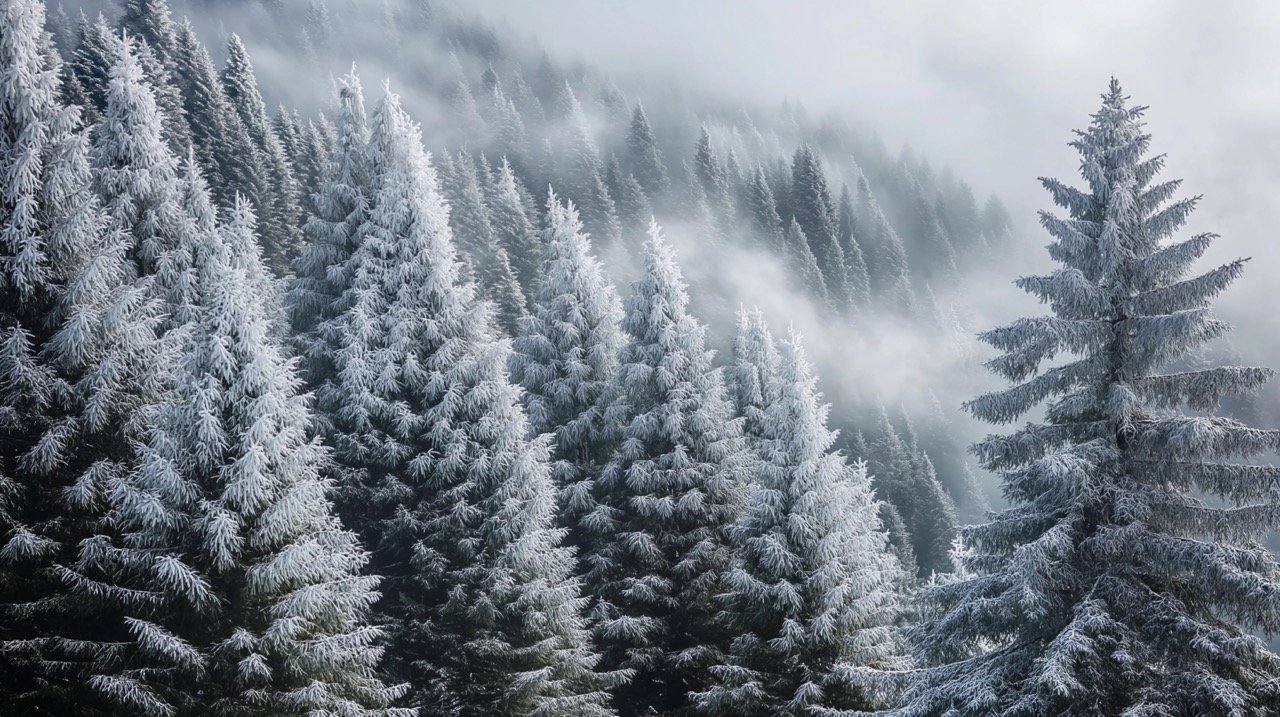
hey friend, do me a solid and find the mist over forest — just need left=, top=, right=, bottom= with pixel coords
left=3, top=0, right=1280, bottom=715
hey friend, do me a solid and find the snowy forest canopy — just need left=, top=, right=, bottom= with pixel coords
left=2, top=0, right=1280, bottom=715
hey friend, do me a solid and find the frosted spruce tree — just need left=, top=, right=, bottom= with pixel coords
left=510, top=192, right=625, bottom=556
left=626, top=103, right=669, bottom=197
left=905, top=80, right=1280, bottom=716
left=71, top=200, right=409, bottom=716
left=440, top=150, right=526, bottom=335
left=222, top=34, right=303, bottom=273
left=584, top=222, right=749, bottom=716
left=92, top=37, right=202, bottom=327
left=310, top=89, right=620, bottom=716
left=729, top=306, right=781, bottom=444
left=289, top=72, right=370, bottom=381
left=171, top=19, right=264, bottom=213
left=791, top=146, right=850, bottom=312
left=487, top=157, right=542, bottom=295
left=0, top=1, right=163, bottom=709
left=556, top=83, right=621, bottom=248
left=695, top=330, right=908, bottom=715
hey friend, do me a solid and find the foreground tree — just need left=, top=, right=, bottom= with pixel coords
left=0, top=2, right=162, bottom=708
left=510, top=193, right=624, bottom=556
left=73, top=202, right=409, bottom=716
left=584, top=222, right=749, bottom=716
left=696, top=330, right=908, bottom=715
left=905, top=80, right=1280, bottom=716
left=310, top=89, right=619, bottom=716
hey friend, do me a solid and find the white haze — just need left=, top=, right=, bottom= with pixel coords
left=66, top=0, right=1277, bottom=487
left=480, top=0, right=1280, bottom=377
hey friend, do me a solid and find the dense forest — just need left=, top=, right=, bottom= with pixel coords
left=3, top=0, right=1279, bottom=715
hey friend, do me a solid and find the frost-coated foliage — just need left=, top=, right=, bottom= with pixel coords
left=790, top=145, right=850, bottom=312
left=626, top=103, right=669, bottom=198
left=289, top=72, right=370, bottom=384
left=555, top=84, right=620, bottom=249
left=487, top=157, right=541, bottom=297
left=905, top=80, right=1280, bottom=716
left=92, top=37, right=206, bottom=328
left=221, top=34, right=303, bottom=274
left=729, top=306, right=781, bottom=444
left=695, top=330, right=908, bottom=716
left=68, top=201, right=408, bottom=716
left=307, top=88, right=619, bottom=716
left=583, top=222, right=749, bottom=716
left=868, top=406, right=957, bottom=577
left=510, top=192, right=624, bottom=556
left=0, top=2, right=163, bottom=709
left=439, top=149, right=526, bottom=336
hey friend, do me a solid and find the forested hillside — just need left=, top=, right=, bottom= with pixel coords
left=4, top=1, right=1279, bottom=715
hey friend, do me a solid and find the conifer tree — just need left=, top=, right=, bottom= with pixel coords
left=487, top=157, right=541, bottom=295
left=71, top=200, right=409, bottom=716
left=784, top=217, right=828, bottom=304
left=693, top=127, right=735, bottom=234
left=92, top=37, right=202, bottom=326
left=790, top=145, right=850, bottom=310
left=312, top=89, right=620, bottom=716
left=696, top=331, right=908, bottom=715
left=729, top=306, right=781, bottom=444
left=906, top=81, right=1280, bottom=716
left=441, top=151, right=526, bottom=335
left=837, top=183, right=871, bottom=308
left=868, top=406, right=954, bottom=577
left=583, top=222, right=748, bottom=716
left=557, top=83, right=621, bottom=246
left=289, top=72, right=370, bottom=374
left=626, top=102, right=669, bottom=197
left=70, top=12, right=114, bottom=112
left=171, top=20, right=263, bottom=212
left=855, top=175, right=915, bottom=312
left=0, top=3, right=164, bottom=708
left=222, top=34, right=302, bottom=273
left=510, top=192, right=625, bottom=556
left=744, top=164, right=786, bottom=253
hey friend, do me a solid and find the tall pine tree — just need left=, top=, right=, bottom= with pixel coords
left=0, top=2, right=163, bottom=709
left=696, top=330, right=908, bottom=715
left=584, top=221, right=749, bottom=716
left=309, top=89, right=620, bottom=716
left=906, top=80, right=1280, bottom=716
left=510, top=192, right=625, bottom=557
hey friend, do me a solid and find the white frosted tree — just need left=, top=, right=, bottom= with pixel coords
left=729, top=306, right=781, bottom=444
left=222, top=34, right=303, bottom=273
left=68, top=201, right=409, bottom=716
left=92, top=37, right=201, bottom=328
left=625, top=102, right=668, bottom=197
left=487, top=157, right=541, bottom=297
left=312, top=89, right=621, bottom=716
left=441, top=150, right=526, bottom=335
left=695, top=329, right=908, bottom=715
left=556, top=83, right=621, bottom=248
left=0, top=2, right=163, bottom=709
left=510, top=192, right=624, bottom=555
left=583, top=222, right=749, bottom=716
left=905, top=80, right=1280, bottom=716
left=289, top=72, right=370, bottom=387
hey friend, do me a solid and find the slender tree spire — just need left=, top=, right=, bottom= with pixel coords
left=696, top=328, right=909, bottom=715
left=510, top=191, right=625, bottom=557
left=584, top=221, right=749, bottom=716
left=312, top=88, right=621, bottom=715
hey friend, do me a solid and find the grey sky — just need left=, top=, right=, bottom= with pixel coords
left=478, top=0, right=1280, bottom=363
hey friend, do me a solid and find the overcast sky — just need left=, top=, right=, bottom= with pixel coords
left=478, top=0, right=1280, bottom=362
